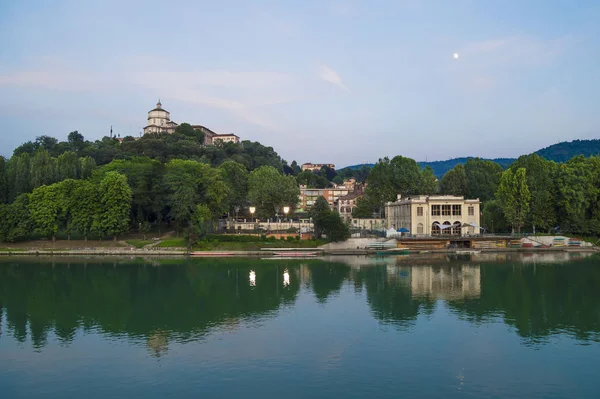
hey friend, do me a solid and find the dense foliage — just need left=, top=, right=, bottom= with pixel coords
left=0, top=130, right=305, bottom=242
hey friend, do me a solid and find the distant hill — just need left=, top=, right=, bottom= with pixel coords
left=340, top=139, right=600, bottom=178
left=535, top=139, right=600, bottom=163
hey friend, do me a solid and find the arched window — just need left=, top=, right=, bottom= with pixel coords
left=452, top=221, right=462, bottom=235
left=443, top=221, right=452, bottom=235
left=417, top=223, right=424, bottom=235
left=431, top=222, right=441, bottom=235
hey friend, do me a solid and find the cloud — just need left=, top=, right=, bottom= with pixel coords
left=317, top=64, right=350, bottom=91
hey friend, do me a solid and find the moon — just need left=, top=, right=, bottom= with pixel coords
left=453, top=53, right=459, bottom=59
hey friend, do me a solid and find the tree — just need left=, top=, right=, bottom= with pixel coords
left=352, top=196, right=377, bottom=219
left=175, top=123, right=205, bottom=143
left=0, top=156, right=7, bottom=204
left=29, top=184, right=61, bottom=242
left=30, top=149, right=56, bottom=189
left=79, top=156, right=97, bottom=179
left=13, top=153, right=31, bottom=199
left=481, top=200, right=509, bottom=234
left=365, top=156, right=422, bottom=209
left=97, top=172, right=133, bottom=241
left=310, top=196, right=349, bottom=241
left=496, top=168, right=531, bottom=233
left=332, top=175, right=344, bottom=185
left=509, top=154, right=557, bottom=232
left=310, top=196, right=331, bottom=238
left=248, top=166, right=300, bottom=218
left=56, top=151, right=80, bottom=181
left=464, top=158, right=503, bottom=201
left=420, top=166, right=437, bottom=195
left=70, top=180, right=99, bottom=241
left=67, top=131, right=85, bottom=154
left=2, top=194, right=32, bottom=242
left=219, top=160, right=249, bottom=215
left=440, top=164, right=468, bottom=196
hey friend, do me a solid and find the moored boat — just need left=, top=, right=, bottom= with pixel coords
left=376, top=248, right=410, bottom=255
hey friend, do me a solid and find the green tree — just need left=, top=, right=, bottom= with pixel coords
left=509, top=154, right=557, bottom=232
left=0, top=156, right=7, bottom=204
left=464, top=158, right=503, bottom=201
left=67, top=131, right=85, bottom=154
left=419, top=166, right=438, bottom=195
left=352, top=196, right=377, bottom=219
left=70, top=180, right=99, bottom=241
left=322, top=212, right=350, bottom=241
left=496, top=168, right=531, bottom=233
left=2, top=194, right=32, bottom=242
left=29, top=184, right=61, bottom=242
left=79, top=156, right=97, bottom=179
left=97, top=172, right=133, bottom=241
left=481, top=200, right=509, bottom=233
left=219, top=160, right=249, bottom=216
left=56, top=151, right=80, bottom=180
left=30, top=149, right=56, bottom=189
left=365, top=156, right=422, bottom=211
left=248, top=166, right=300, bottom=218
left=175, top=123, right=205, bottom=143
left=332, top=175, right=344, bottom=185
left=13, top=153, right=31, bottom=199
left=440, top=164, right=468, bottom=196
left=310, top=196, right=331, bottom=239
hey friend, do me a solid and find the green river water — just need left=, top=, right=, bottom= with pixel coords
left=1, top=253, right=599, bottom=398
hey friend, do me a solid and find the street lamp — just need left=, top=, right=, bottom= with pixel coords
left=249, top=206, right=256, bottom=235
left=283, top=206, right=290, bottom=230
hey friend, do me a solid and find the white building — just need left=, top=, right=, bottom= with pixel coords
left=385, top=194, right=481, bottom=236
left=143, top=100, right=178, bottom=134
left=142, top=101, right=240, bottom=144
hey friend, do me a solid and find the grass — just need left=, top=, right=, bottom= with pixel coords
left=0, top=248, right=27, bottom=252
left=156, top=238, right=188, bottom=248
left=125, top=239, right=154, bottom=248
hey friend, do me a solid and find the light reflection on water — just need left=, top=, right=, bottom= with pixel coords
left=0, top=253, right=600, bottom=398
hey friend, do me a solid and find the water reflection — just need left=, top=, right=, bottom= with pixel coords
left=0, top=253, right=599, bottom=350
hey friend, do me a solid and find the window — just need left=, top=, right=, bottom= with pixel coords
left=468, top=206, right=474, bottom=216
left=417, top=223, right=424, bottom=234
left=432, top=205, right=441, bottom=216
left=417, top=207, right=423, bottom=216
left=452, top=205, right=461, bottom=216
left=442, top=205, right=451, bottom=216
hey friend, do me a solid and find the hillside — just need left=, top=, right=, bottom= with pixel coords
left=340, top=139, right=600, bottom=177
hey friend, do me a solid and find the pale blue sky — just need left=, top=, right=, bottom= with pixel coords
left=1, top=0, right=599, bottom=166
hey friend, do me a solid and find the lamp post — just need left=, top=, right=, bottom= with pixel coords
left=249, top=206, right=256, bottom=235
left=283, top=206, right=290, bottom=231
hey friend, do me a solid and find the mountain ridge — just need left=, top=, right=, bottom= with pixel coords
left=340, top=139, right=600, bottom=177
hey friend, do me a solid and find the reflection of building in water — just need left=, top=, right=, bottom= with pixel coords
left=147, top=330, right=169, bottom=357
left=409, top=265, right=481, bottom=300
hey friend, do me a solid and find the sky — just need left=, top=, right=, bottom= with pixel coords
left=1, top=0, right=599, bottom=167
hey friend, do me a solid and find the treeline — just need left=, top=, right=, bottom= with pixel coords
left=0, top=126, right=305, bottom=243
left=0, top=157, right=300, bottom=242
left=354, top=154, right=600, bottom=235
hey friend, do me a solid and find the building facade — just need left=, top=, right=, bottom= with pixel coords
left=385, top=195, right=481, bottom=236
left=301, top=163, right=335, bottom=172
left=143, top=101, right=240, bottom=144
left=143, top=101, right=178, bottom=134
left=297, top=186, right=350, bottom=212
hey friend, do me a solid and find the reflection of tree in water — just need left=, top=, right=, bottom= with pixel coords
left=446, top=258, right=600, bottom=343
left=306, top=262, right=351, bottom=304
left=0, top=258, right=303, bottom=350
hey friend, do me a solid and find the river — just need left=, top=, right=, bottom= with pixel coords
left=1, top=253, right=599, bottom=398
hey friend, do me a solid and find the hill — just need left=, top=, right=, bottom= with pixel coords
left=340, top=139, right=600, bottom=177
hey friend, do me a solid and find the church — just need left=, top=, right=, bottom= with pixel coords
left=143, top=100, right=240, bottom=145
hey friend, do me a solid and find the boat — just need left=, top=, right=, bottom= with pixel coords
left=455, top=250, right=481, bottom=255
left=376, top=248, right=410, bottom=255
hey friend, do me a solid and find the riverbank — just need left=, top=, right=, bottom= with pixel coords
left=0, top=246, right=597, bottom=257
